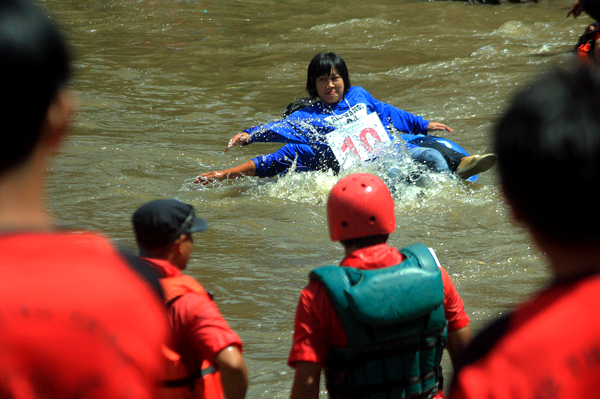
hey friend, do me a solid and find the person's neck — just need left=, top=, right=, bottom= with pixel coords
left=320, top=95, right=346, bottom=108
left=140, top=249, right=186, bottom=271
left=0, top=155, right=52, bottom=232
left=547, top=249, right=600, bottom=281
left=343, top=239, right=388, bottom=257
left=537, top=236, right=600, bottom=281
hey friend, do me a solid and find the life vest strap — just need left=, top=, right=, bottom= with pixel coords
left=330, top=327, right=447, bottom=366
left=340, top=366, right=443, bottom=399
left=161, top=365, right=217, bottom=389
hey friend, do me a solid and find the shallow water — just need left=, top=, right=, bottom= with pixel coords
left=41, top=0, right=585, bottom=396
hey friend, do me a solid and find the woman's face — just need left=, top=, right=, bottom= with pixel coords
left=316, top=68, right=345, bottom=105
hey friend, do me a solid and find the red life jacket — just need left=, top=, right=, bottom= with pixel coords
left=157, top=275, right=224, bottom=399
left=450, top=273, right=600, bottom=397
left=0, top=233, right=169, bottom=399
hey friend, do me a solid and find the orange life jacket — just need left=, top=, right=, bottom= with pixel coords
left=157, top=275, right=224, bottom=399
left=0, top=234, right=169, bottom=399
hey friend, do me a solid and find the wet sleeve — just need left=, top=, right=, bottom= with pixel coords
left=174, top=293, right=243, bottom=365
left=245, top=118, right=312, bottom=144
left=251, top=143, right=338, bottom=177
left=441, top=267, right=470, bottom=332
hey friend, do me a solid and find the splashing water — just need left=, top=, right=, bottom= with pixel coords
left=194, top=135, right=497, bottom=210
left=248, top=141, right=496, bottom=210
left=252, top=168, right=339, bottom=205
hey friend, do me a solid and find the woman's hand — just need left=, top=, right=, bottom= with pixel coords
left=427, top=122, right=454, bottom=133
left=194, top=171, right=227, bottom=185
left=194, top=161, right=257, bottom=185
left=225, top=132, right=250, bottom=152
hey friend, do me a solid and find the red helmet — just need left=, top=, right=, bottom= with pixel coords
left=327, top=173, right=395, bottom=242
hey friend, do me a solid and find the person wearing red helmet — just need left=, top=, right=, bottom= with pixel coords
left=288, top=173, right=471, bottom=399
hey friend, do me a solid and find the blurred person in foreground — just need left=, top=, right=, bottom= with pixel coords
left=567, top=0, right=600, bottom=20
left=133, top=199, right=248, bottom=399
left=568, top=0, right=600, bottom=64
left=288, top=173, right=471, bottom=399
left=0, top=0, right=169, bottom=397
left=449, top=64, right=600, bottom=397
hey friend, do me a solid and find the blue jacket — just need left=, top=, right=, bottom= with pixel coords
left=244, top=86, right=430, bottom=177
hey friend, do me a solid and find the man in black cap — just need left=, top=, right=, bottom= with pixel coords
left=133, top=199, right=248, bottom=399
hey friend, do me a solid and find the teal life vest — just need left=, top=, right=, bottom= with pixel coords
left=309, top=243, right=448, bottom=399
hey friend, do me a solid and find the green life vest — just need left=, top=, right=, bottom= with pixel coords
left=309, top=243, right=447, bottom=399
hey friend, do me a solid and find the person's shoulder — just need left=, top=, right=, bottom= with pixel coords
left=348, top=86, right=370, bottom=96
left=170, top=291, right=231, bottom=329
left=120, top=251, right=165, bottom=300
left=346, top=86, right=376, bottom=103
left=172, top=289, right=216, bottom=313
left=0, top=231, right=129, bottom=268
left=300, top=278, right=332, bottom=306
left=4, top=230, right=110, bottom=247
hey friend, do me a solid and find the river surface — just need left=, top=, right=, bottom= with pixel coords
left=40, top=0, right=586, bottom=396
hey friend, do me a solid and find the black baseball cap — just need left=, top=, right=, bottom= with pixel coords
left=132, top=199, right=207, bottom=249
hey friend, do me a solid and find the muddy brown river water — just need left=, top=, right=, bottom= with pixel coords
left=40, top=0, right=587, bottom=396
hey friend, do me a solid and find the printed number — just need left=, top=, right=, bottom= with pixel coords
left=359, top=128, right=381, bottom=152
left=341, top=137, right=358, bottom=155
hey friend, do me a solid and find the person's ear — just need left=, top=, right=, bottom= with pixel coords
left=173, top=233, right=187, bottom=255
left=40, top=88, right=77, bottom=149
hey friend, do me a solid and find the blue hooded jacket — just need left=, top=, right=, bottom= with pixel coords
left=244, top=86, right=429, bottom=177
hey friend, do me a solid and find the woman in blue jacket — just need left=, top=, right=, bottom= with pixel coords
left=196, top=52, right=495, bottom=184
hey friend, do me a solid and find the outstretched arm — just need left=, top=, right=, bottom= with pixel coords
left=427, top=121, right=454, bottom=133
left=194, top=160, right=257, bottom=185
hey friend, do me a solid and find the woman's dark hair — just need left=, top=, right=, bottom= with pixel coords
left=282, top=97, right=314, bottom=117
left=0, top=0, right=71, bottom=175
left=306, top=52, right=351, bottom=99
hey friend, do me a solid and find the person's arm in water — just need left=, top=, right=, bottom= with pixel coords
left=225, top=132, right=251, bottom=152
left=215, top=346, right=248, bottom=399
left=195, top=160, right=256, bottom=185
left=427, top=121, right=454, bottom=133
left=196, top=123, right=310, bottom=184
left=290, top=361, right=322, bottom=399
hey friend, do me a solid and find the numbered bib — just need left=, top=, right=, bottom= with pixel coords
left=325, top=104, right=391, bottom=170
